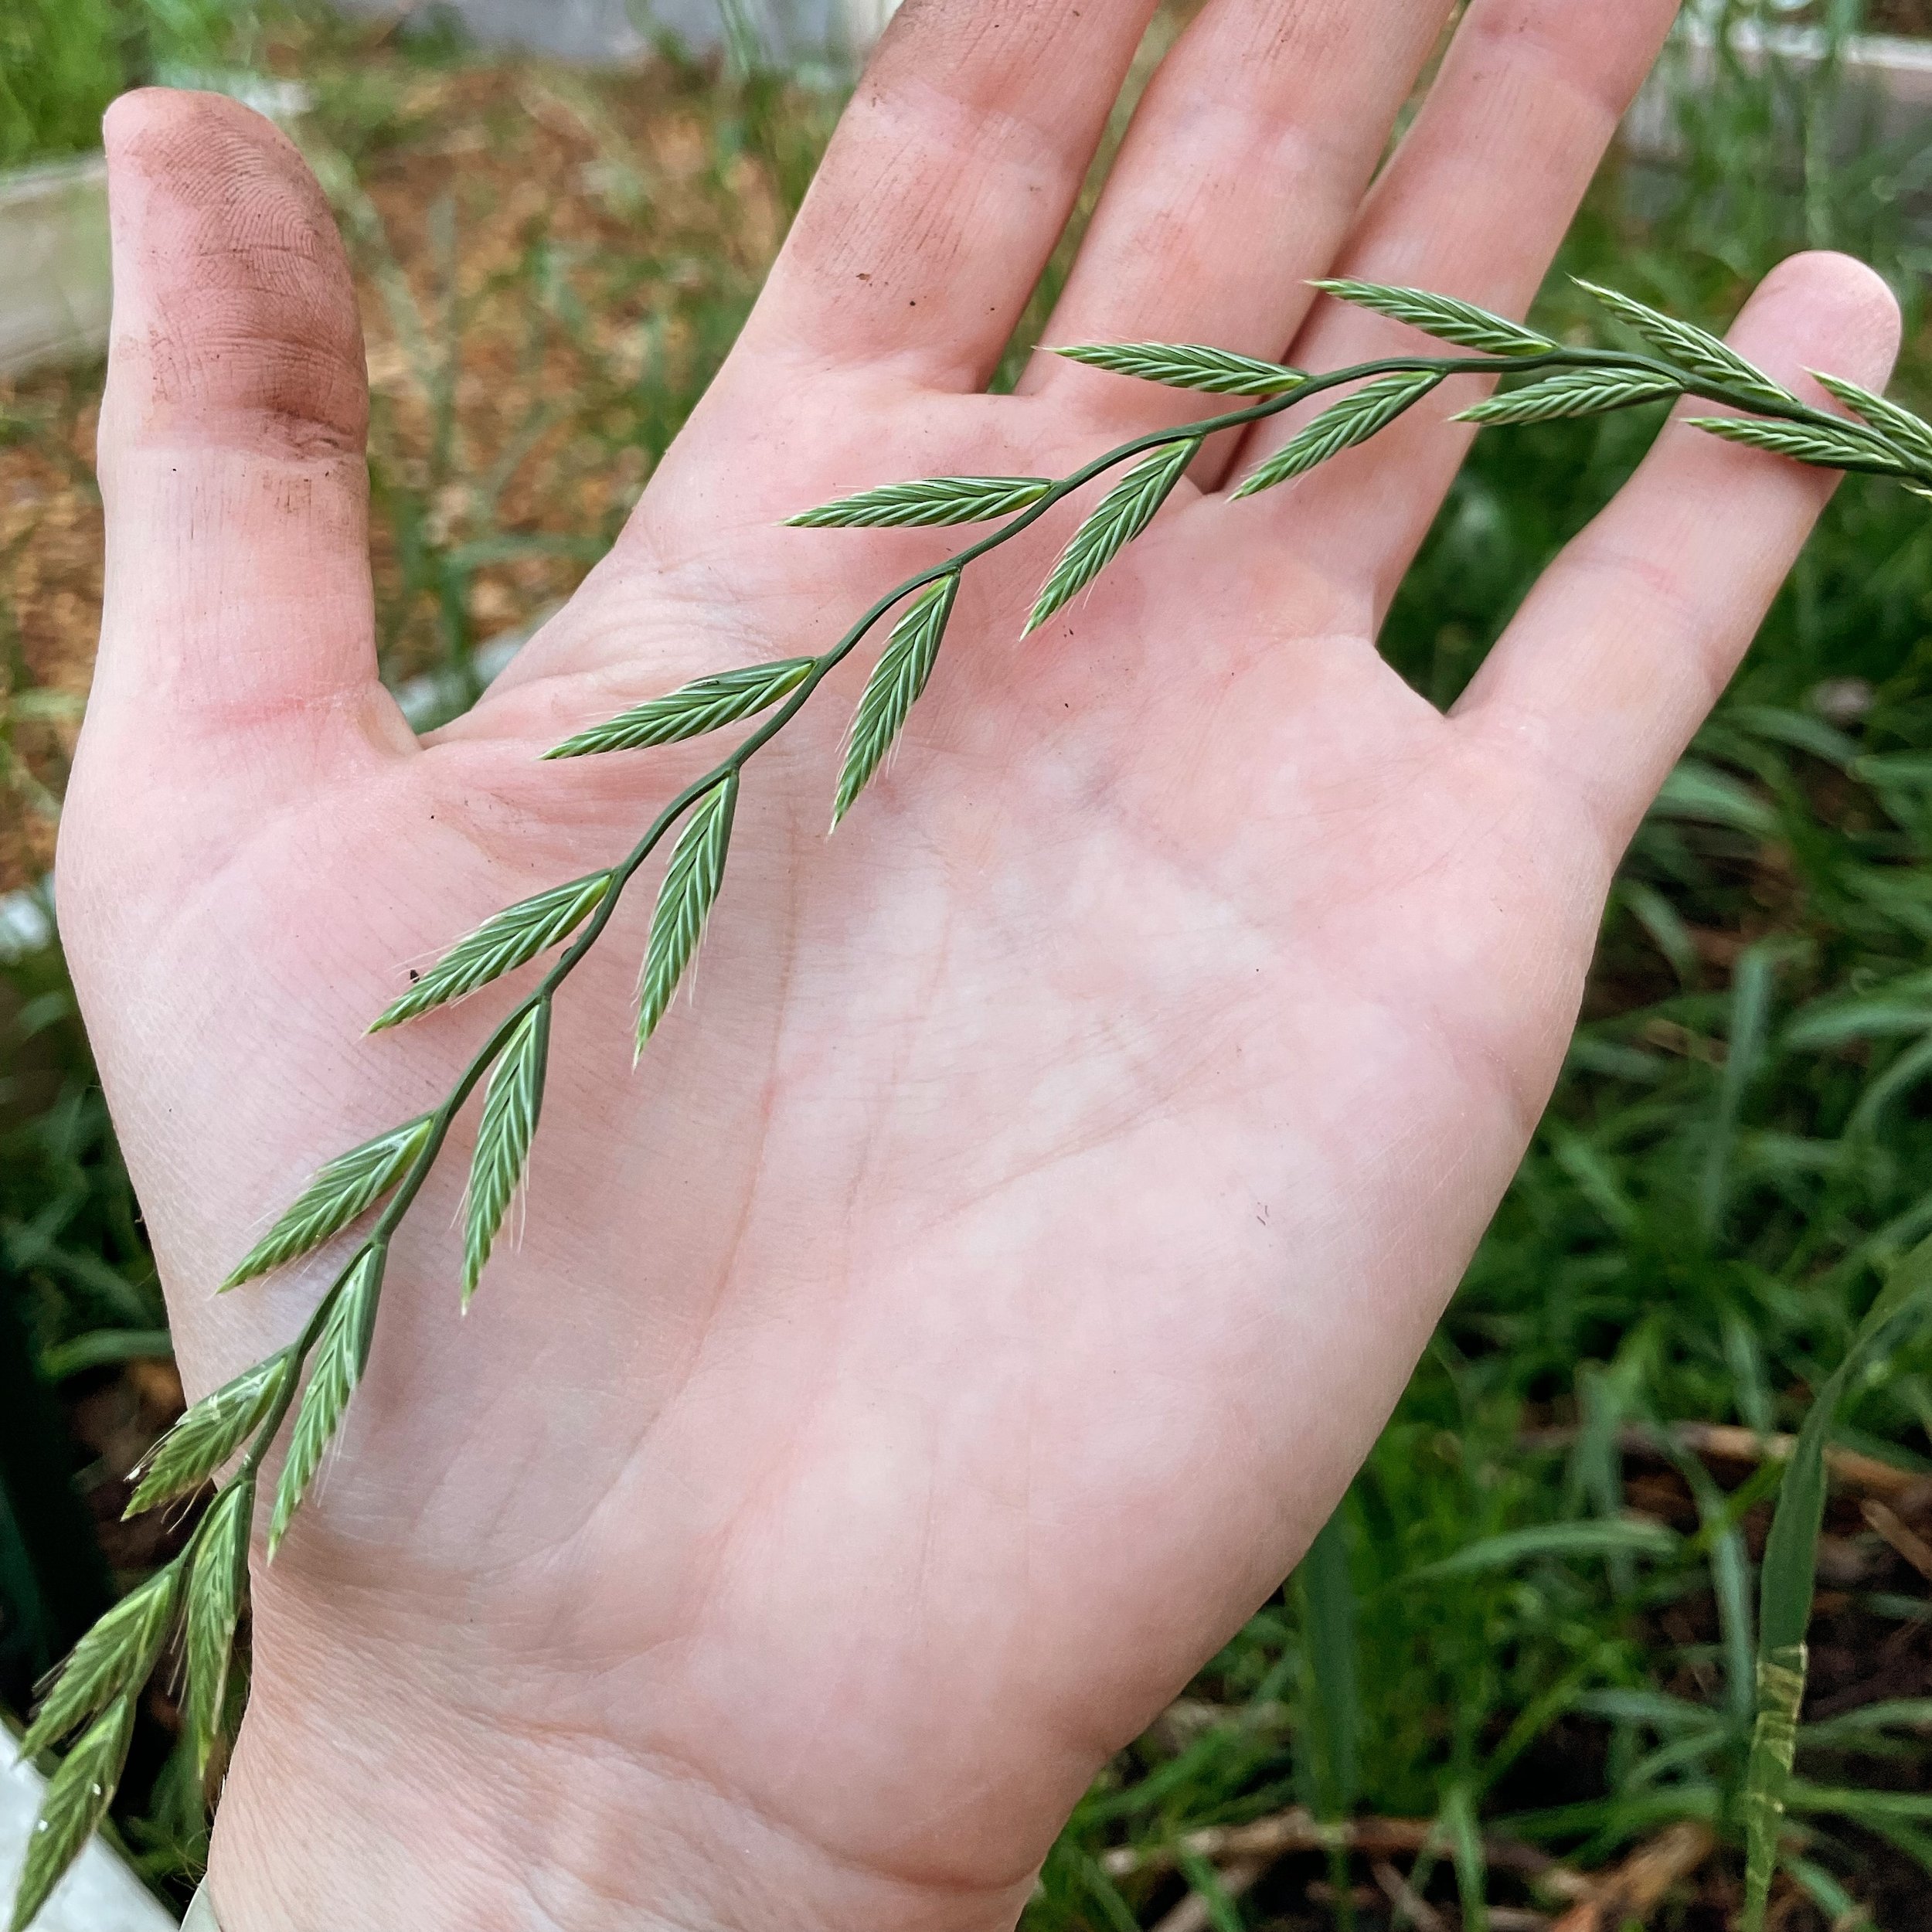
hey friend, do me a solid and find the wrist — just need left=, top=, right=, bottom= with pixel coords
left=208, top=1591, right=1032, bottom=1932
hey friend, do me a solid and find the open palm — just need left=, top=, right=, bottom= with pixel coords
left=60, top=5, right=1898, bottom=1928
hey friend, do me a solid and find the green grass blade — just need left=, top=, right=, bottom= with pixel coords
left=1651, top=758, right=1777, bottom=836
left=1786, top=1781, right=1932, bottom=1825
left=1572, top=1687, right=1724, bottom=1733
left=786, top=475, right=1052, bottom=528
left=1746, top=1231, right=1932, bottom=1929
left=1746, top=1642, right=1806, bottom=1924
left=1313, top=278, right=1553, bottom=355
left=222, top=1116, right=432, bottom=1287
left=125, top=1349, right=291, bottom=1514
left=1076, top=1855, right=1145, bottom=1932
left=10, top=1695, right=136, bottom=1932
left=1786, top=1857, right=1876, bottom=1931
left=1675, top=1448, right=1757, bottom=1730
left=636, top=777, right=737, bottom=1049
left=1294, top=1509, right=1360, bottom=1819
left=1024, top=437, right=1199, bottom=635
left=182, top=1478, right=252, bottom=1776
left=462, top=1002, right=551, bottom=1302
left=1051, top=341, right=1305, bottom=396
left=36, top=1330, right=176, bottom=1381
left=1761, top=1235, right=1932, bottom=1654
left=833, top=575, right=957, bottom=825
left=1500, top=1784, right=1723, bottom=1844
left=1800, top=1698, right=1932, bottom=1748
left=369, top=874, right=611, bottom=1030
left=267, top=1245, right=386, bottom=1557
left=1441, top=1784, right=1489, bottom=1932
left=1700, top=942, right=1777, bottom=1241
left=1174, top=1849, right=1251, bottom=1932
left=1410, top=1515, right=1678, bottom=1581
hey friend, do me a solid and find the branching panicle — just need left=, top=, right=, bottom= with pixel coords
left=787, top=475, right=1053, bottom=528
left=184, top=1479, right=254, bottom=1774
left=1575, top=277, right=1800, bottom=413
left=1233, top=369, right=1444, bottom=498
left=1313, top=278, right=1553, bottom=356
left=269, top=1244, right=386, bottom=1555
left=1052, top=340, right=1304, bottom=396
left=1686, top=413, right=1917, bottom=478
left=22, top=275, right=1932, bottom=1930
left=17, top=1563, right=182, bottom=1759
left=372, top=876, right=611, bottom=1030
left=1813, top=370, right=1932, bottom=469
left=1454, top=368, right=1681, bottom=425
left=9, top=1696, right=137, bottom=1932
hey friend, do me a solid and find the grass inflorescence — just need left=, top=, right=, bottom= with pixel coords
left=8, top=6, right=1932, bottom=1929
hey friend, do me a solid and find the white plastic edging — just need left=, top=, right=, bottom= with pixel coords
left=0, top=1749, right=176, bottom=1932
left=0, top=889, right=53, bottom=962
left=0, top=156, right=110, bottom=381
left=332, top=0, right=896, bottom=62
left=0, top=610, right=546, bottom=962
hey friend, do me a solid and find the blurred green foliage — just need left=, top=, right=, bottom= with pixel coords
left=1, top=909, right=156, bottom=1681
left=0, top=0, right=247, bottom=168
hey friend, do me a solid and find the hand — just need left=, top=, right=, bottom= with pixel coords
left=63, top=5, right=1897, bottom=1927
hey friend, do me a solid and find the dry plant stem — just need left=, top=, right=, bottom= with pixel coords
left=1148, top=1857, right=1267, bottom=1932
left=1521, top=1420, right=1932, bottom=1504
left=1860, top=1498, right=1932, bottom=1583
left=1372, top=1861, right=1449, bottom=1932
left=1547, top=1821, right=1714, bottom=1932
left=1098, top=1808, right=1558, bottom=1881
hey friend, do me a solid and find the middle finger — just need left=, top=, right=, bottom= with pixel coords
left=1019, top=0, right=1455, bottom=427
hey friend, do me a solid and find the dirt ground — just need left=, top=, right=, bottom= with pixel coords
left=1867, top=0, right=1932, bottom=33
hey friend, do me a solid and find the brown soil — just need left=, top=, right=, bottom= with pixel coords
left=1793, top=0, right=1932, bottom=30
left=0, top=369, right=100, bottom=889
left=1867, top=0, right=1932, bottom=33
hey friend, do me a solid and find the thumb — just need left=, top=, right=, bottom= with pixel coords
left=77, top=89, right=401, bottom=806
